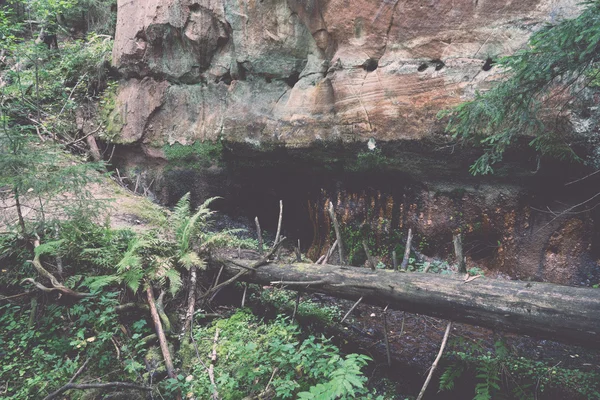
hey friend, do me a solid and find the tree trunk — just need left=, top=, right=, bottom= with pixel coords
left=214, top=259, right=600, bottom=347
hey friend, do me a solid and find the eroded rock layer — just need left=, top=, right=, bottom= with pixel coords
left=110, top=0, right=581, bottom=149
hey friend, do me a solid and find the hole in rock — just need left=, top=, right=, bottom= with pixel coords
left=482, top=57, right=494, bottom=71
left=236, top=62, right=247, bottom=80
left=432, top=59, right=445, bottom=71
left=189, top=3, right=201, bottom=12
left=362, top=58, right=379, bottom=72
left=284, top=71, right=300, bottom=88
left=217, top=71, right=232, bottom=85
left=417, top=63, right=428, bottom=72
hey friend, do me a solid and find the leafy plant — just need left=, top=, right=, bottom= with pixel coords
left=443, top=0, right=600, bottom=174
left=439, top=338, right=600, bottom=400
left=181, top=310, right=379, bottom=400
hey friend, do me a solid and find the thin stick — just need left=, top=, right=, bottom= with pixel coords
left=146, top=286, right=177, bottom=381
left=416, top=321, right=453, bottom=400
left=295, top=239, right=302, bottom=262
left=400, top=228, right=413, bottom=270
left=241, top=283, right=248, bottom=307
left=328, top=201, right=345, bottom=264
left=316, top=255, right=326, bottom=264
left=182, top=266, right=198, bottom=335
left=291, top=291, right=301, bottom=321
left=203, top=238, right=287, bottom=299
left=392, top=250, right=398, bottom=271
left=362, top=240, right=375, bottom=270
left=383, top=305, right=391, bottom=366
left=255, top=216, right=264, bottom=255
left=274, top=200, right=283, bottom=249
left=453, top=233, right=466, bottom=273
left=341, top=296, right=363, bottom=323
left=323, top=239, right=338, bottom=264
left=270, top=279, right=328, bottom=286
left=133, top=175, right=140, bottom=195
left=209, top=328, right=220, bottom=400
left=208, top=265, right=225, bottom=302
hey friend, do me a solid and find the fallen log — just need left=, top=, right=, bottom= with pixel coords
left=215, top=259, right=600, bottom=347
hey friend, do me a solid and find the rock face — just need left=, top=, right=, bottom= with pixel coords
left=111, top=0, right=581, bottom=148
left=108, top=0, right=600, bottom=285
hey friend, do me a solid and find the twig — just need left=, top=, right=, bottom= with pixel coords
left=42, top=358, right=152, bottom=400
left=362, top=240, right=375, bottom=270
left=133, top=175, right=140, bottom=195
left=270, top=280, right=328, bottom=286
left=291, top=291, right=301, bottom=321
left=255, top=216, right=264, bottom=255
left=392, top=250, right=398, bottom=271
left=453, top=233, right=466, bottom=273
left=110, top=336, right=121, bottom=360
left=383, top=305, right=391, bottom=366
left=328, top=201, right=345, bottom=264
left=0, top=291, right=33, bottom=301
left=316, top=255, right=326, bottom=264
left=423, top=262, right=432, bottom=273
left=23, top=239, right=91, bottom=298
left=182, top=266, right=198, bottom=335
left=323, top=239, right=338, bottom=264
left=209, top=328, right=220, bottom=400
left=43, top=382, right=152, bottom=400
left=273, top=200, right=283, bottom=250
left=65, top=125, right=101, bottom=146
left=146, top=286, right=177, bottom=382
left=295, top=239, right=302, bottom=262
left=565, top=170, right=600, bottom=186
left=341, top=296, right=364, bottom=323
left=241, top=283, right=248, bottom=307
left=400, top=228, right=413, bottom=271
left=416, top=321, right=453, bottom=400
left=203, top=238, right=287, bottom=299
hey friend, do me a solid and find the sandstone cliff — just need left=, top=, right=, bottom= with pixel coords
left=105, top=0, right=599, bottom=286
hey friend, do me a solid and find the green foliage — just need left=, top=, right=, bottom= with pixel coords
left=87, top=193, right=244, bottom=296
left=349, top=148, right=390, bottom=172
left=0, top=292, right=142, bottom=399
left=181, top=310, right=377, bottom=400
left=163, top=140, right=224, bottom=168
left=444, top=0, right=600, bottom=174
left=440, top=338, right=600, bottom=400
left=256, top=287, right=342, bottom=325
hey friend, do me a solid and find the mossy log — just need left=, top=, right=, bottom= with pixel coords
left=216, top=259, right=600, bottom=347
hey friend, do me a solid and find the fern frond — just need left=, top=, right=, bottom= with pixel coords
left=122, top=267, right=144, bottom=293
left=164, top=268, right=183, bottom=296
left=178, top=251, right=205, bottom=270
left=178, top=197, right=221, bottom=253
left=83, top=275, right=121, bottom=292
left=34, top=239, right=65, bottom=256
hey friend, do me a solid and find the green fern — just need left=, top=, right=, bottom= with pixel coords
left=83, top=275, right=121, bottom=292
left=297, top=354, right=371, bottom=399
left=439, top=363, right=464, bottom=391
left=34, top=239, right=65, bottom=256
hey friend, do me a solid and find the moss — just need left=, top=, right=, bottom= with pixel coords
left=120, top=197, right=169, bottom=229
left=348, top=148, right=390, bottom=172
left=98, top=83, right=125, bottom=142
left=163, top=140, right=224, bottom=169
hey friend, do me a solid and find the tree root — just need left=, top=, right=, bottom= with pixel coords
left=23, top=239, right=91, bottom=299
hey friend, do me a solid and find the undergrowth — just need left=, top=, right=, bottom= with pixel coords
left=439, top=338, right=600, bottom=400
